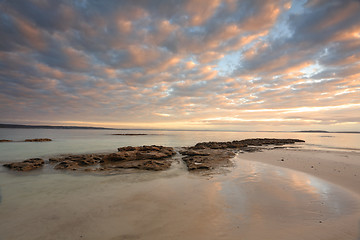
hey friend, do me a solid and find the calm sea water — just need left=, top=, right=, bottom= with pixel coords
left=0, top=128, right=359, bottom=163
left=1, top=128, right=360, bottom=239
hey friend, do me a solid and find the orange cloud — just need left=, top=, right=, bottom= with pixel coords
left=185, top=0, right=221, bottom=26
left=36, top=63, right=64, bottom=79
left=14, top=17, right=46, bottom=50
left=63, top=47, right=91, bottom=70
left=241, top=1, right=281, bottom=31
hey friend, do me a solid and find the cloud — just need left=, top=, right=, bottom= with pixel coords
left=0, top=0, right=359, bottom=131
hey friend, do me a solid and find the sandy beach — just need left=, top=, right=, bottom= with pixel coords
left=1, top=147, right=360, bottom=240
left=240, top=148, right=360, bottom=195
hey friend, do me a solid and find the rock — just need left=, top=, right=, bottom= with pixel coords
left=102, top=152, right=137, bottom=162
left=101, top=145, right=176, bottom=171
left=24, top=138, right=52, bottom=142
left=112, top=134, right=148, bottom=136
left=106, top=145, right=176, bottom=162
left=3, top=158, right=44, bottom=171
left=106, top=159, right=171, bottom=171
left=178, top=149, right=210, bottom=156
left=181, top=138, right=304, bottom=171
left=54, top=160, right=80, bottom=170
left=117, top=146, right=137, bottom=151
left=0, top=139, right=13, bottom=142
left=180, top=148, right=235, bottom=171
left=49, top=145, right=176, bottom=172
left=52, top=154, right=104, bottom=170
left=192, top=138, right=304, bottom=150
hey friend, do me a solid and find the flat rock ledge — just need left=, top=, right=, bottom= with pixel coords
left=2, top=138, right=304, bottom=172
left=24, top=138, right=52, bottom=142
left=0, top=138, right=52, bottom=142
left=3, top=158, right=45, bottom=171
left=180, top=138, right=305, bottom=171
left=49, top=145, right=176, bottom=172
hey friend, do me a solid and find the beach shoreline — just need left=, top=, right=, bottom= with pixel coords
left=239, top=148, right=360, bottom=196
left=1, top=147, right=360, bottom=239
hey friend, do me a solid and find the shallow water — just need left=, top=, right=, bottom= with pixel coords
left=1, top=129, right=360, bottom=239
left=0, top=128, right=359, bottom=164
left=0, top=156, right=359, bottom=240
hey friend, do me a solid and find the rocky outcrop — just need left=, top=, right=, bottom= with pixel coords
left=192, top=138, right=305, bottom=149
left=50, top=154, right=103, bottom=170
left=180, top=149, right=235, bottom=170
left=102, top=145, right=175, bottom=171
left=0, top=139, right=12, bottom=142
left=103, top=145, right=175, bottom=161
left=181, top=138, right=305, bottom=171
left=24, top=138, right=52, bottom=142
left=111, top=134, right=148, bottom=136
left=3, top=158, right=44, bottom=171
left=2, top=139, right=304, bottom=173
left=47, top=145, right=176, bottom=172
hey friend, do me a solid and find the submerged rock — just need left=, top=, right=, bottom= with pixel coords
left=3, top=158, right=45, bottom=171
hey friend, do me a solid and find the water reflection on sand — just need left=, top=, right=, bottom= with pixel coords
left=0, top=156, right=359, bottom=240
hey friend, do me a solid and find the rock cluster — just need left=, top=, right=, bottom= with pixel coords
left=180, top=149, right=235, bottom=170
left=3, top=158, right=45, bottom=171
left=181, top=138, right=305, bottom=171
left=49, top=154, right=104, bottom=171
left=0, top=138, right=52, bottom=142
left=48, top=145, right=176, bottom=171
left=2, top=139, right=304, bottom=173
left=192, top=138, right=305, bottom=149
left=111, top=134, right=148, bottom=136
left=24, top=138, right=52, bottom=142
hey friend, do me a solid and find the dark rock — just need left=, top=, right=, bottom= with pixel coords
left=181, top=148, right=235, bottom=171
left=3, top=158, right=44, bottom=171
left=105, top=159, right=171, bottom=171
left=54, top=160, right=80, bottom=170
left=24, top=138, right=52, bottom=142
left=101, top=145, right=176, bottom=171
left=181, top=138, right=304, bottom=171
left=178, top=150, right=210, bottom=156
left=52, top=154, right=104, bottom=170
left=49, top=145, right=176, bottom=172
left=0, top=139, right=13, bottom=142
left=192, top=138, right=304, bottom=150
left=112, top=134, right=148, bottom=136
left=117, top=146, right=137, bottom=151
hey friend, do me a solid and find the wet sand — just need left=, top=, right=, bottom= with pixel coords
left=0, top=150, right=360, bottom=240
left=240, top=148, right=360, bottom=195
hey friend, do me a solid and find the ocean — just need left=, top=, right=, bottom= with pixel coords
left=1, top=128, right=360, bottom=239
left=0, top=128, right=359, bottom=164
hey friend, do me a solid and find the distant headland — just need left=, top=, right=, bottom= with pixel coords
left=0, top=123, right=116, bottom=130
left=0, top=123, right=359, bottom=134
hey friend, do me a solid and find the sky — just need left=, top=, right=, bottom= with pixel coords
left=0, top=0, right=359, bottom=131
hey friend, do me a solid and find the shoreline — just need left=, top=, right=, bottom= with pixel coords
left=239, top=148, right=360, bottom=196
left=1, top=142, right=360, bottom=239
left=1, top=148, right=360, bottom=239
